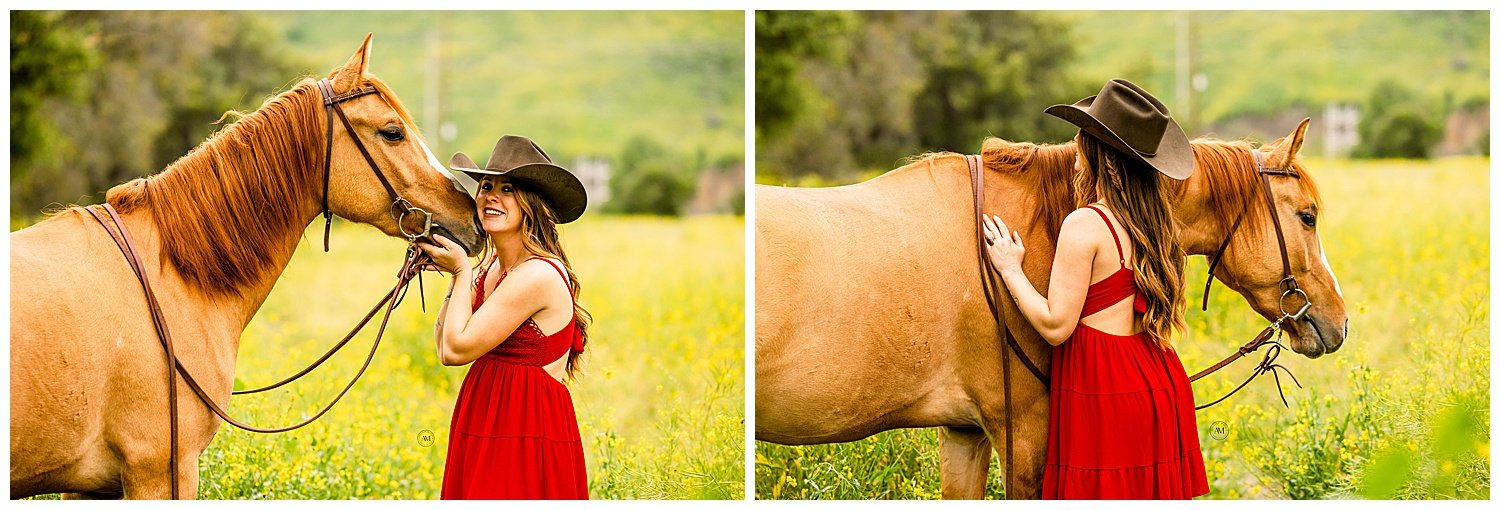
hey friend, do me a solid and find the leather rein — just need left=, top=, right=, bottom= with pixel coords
left=967, top=148, right=1310, bottom=417
left=88, top=79, right=437, bottom=499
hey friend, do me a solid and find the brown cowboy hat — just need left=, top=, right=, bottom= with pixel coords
left=1045, top=79, right=1194, bottom=180
left=449, top=135, right=588, bottom=224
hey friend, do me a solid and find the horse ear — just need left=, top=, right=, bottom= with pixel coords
left=328, top=33, right=373, bottom=93
left=1267, top=117, right=1311, bottom=168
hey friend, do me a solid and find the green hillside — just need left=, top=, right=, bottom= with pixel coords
left=261, top=11, right=744, bottom=165
left=1065, top=11, right=1489, bottom=124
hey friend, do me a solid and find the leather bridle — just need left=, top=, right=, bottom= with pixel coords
left=1187, top=149, right=1308, bottom=409
left=85, top=78, right=440, bottom=499
left=315, top=78, right=434, bottom=251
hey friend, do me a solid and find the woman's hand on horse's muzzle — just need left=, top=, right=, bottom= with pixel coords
left=416, top=234, right=470, bottom=275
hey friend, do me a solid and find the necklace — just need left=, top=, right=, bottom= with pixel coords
left=491, top=252, right=535, bottom=282
left=473, top=254, right=530, bottom=303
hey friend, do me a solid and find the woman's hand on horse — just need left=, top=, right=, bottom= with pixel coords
left=416, top=235, right=470, bottom=275
left=983, top=214, right=1025, bottom=276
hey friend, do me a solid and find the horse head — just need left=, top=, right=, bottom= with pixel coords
left=1188, top=118, right=1348, bottom=358
left=322, top=34, right=483, bottom=254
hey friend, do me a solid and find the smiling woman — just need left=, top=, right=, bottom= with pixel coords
left=416, top=135, right=593, bottom=500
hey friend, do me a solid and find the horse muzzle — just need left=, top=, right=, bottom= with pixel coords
left=428, top=220, right=485, bottom=256
left=1286, top=313, right=1346, bottom=359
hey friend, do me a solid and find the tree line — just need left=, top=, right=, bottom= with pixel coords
left=11, top=11, right=303, bottom=219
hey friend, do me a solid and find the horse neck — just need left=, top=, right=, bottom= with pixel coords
left=106, top=84, right=325, bottom=324
left=1170, top=142, right=1262, bottom=257
left=1171, top=175, right=1227, bottom=256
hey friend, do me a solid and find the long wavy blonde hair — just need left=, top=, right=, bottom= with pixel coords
left=1072, top=133, right=1187, bottom=348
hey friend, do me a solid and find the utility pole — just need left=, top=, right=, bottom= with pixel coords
left=1175, top=11, right=1190, bottom=128
left=1175, top=11, right=1202, bottom=134
left=424, top=24, right=442, bottom=157
left=1188, top=11, right=1201, bottom=134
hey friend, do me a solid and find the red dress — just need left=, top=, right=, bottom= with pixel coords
left=441, top=256, right=588, bottom=499
left=1041, top=205, right=1209, bottom=500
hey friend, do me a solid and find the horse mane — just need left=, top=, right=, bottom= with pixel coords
left=100, top=74, right=422, bottom=296
left=979, top=137, right=1078, bottom=242
left=103, top=78, right=328, bottom=295
left=1177, top=139, right=1323, bottom=246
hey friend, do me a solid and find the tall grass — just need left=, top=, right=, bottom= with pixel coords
left=755, top=157, right=1489, bottom=500
left=191, top=216, right=743, bottom=499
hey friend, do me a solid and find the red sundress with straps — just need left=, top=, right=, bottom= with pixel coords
left=1041, top=205, right=1209, bottom=500
left=441, top=256, right=588, bottom=499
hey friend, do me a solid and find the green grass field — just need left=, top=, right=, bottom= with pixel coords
left=755, top=157, right=1490, bottom=500
left=187, top=215, right=743, bottom=499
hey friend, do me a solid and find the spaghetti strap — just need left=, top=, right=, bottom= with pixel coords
left=533, top=257, right=575, bottom=305
left=1084, top=205, right=1125, bottom=265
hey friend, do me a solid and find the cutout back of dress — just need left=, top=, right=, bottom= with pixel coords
left=1079, top=205, right=1149, bottom=319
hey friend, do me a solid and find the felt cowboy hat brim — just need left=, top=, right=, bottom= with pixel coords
left=449, top=136, right=588, bottom=224
left=1045, top=80, right=1194, bottom=180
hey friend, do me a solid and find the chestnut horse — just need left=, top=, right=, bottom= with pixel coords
left=755, top=119, right=1348, bottom=499
left=10, top=35, right=482, bottom=499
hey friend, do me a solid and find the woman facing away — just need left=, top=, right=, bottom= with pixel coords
left=982, top=79, right=1209, bottom=499
left=417, top=135, right=592, bottom=499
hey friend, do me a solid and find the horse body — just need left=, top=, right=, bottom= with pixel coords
left=10, top=210, right=283, bottom=498
left=755, top=120, right=1347, bottom=499
left=757, top=159, right=988, bottom=441
left=756, top=154, right=1056, bottom=497
left=756, top=153, right=1060, bottom=429
left=10, top=35, right=481, bottom=499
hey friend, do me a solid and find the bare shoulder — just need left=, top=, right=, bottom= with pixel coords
left=1058, top=208, right=1108, bottom=243
left=505, top=258, right=571, bottom=295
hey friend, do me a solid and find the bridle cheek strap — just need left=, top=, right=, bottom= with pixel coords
left=318, top=79, right=336, bottom=252
left=316, top=78, right=392, bottom=252
left=1190, top=148, right=1309, bottom=410
left=1200, top=149, right=1302, bottom=311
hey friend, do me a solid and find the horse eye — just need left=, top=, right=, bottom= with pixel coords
left=378, top=125, right=404, bottom=142
left=1298, top=211, right=1317, bottom=228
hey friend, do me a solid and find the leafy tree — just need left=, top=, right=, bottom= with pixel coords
left=608, top=135, right=691, bottom=216
left=756, top=11, right=1089, bottom=184
left=9, top=11, right=304, bottom=218
left=1355, top=80, right=1442, bottom=159
left=910, top=11, right=1088, bottom=153
left=10, top=11, right=96, bottom=203
left=754, top=11, right=852, bottom=142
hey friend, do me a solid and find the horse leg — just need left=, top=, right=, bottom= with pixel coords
left=119, top=453, right=199, bottom=500
left=938, top=426, right=992, bottom=499
left=991, top=404, right=1048, bottom=499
